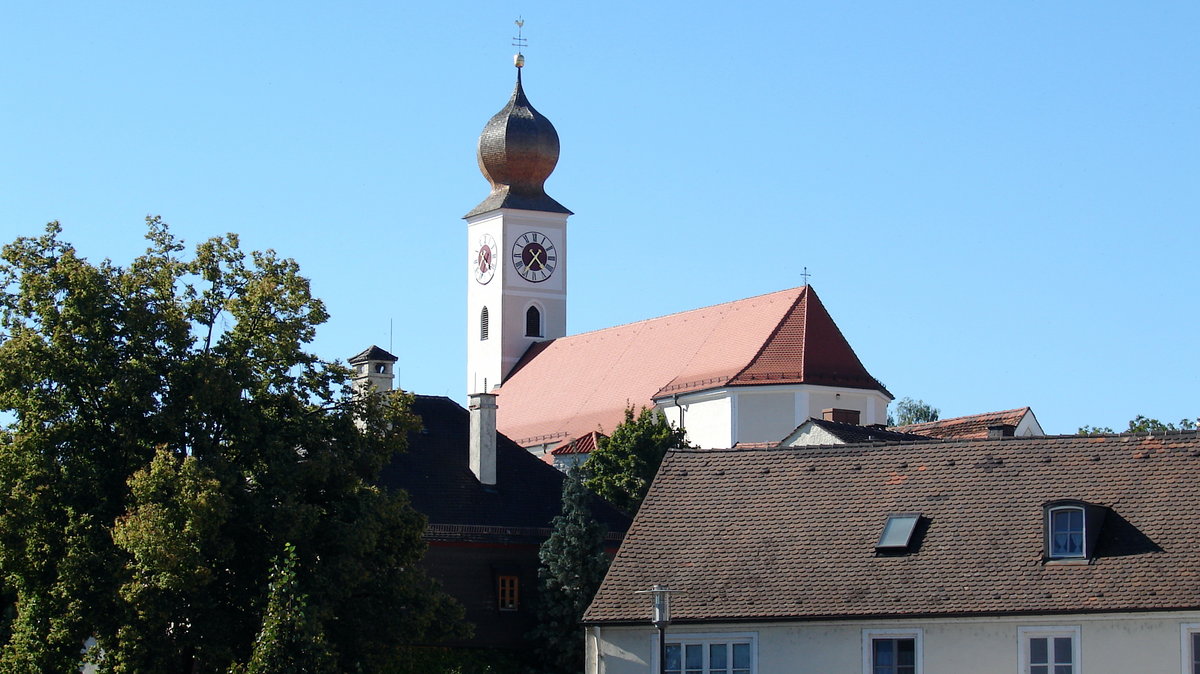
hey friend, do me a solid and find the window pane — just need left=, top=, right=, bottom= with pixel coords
left=897, top=638, right=915, bottom=666
left=685, top=643, right=703, bottom=672
left=666, top=644, right=681, bottom=672
left=1030, top=667, right=1048, bottom=674
left=1193, top=632, right=1200, bottom=674
left=877, top=639, right=897, bottom=666
left=1030, top=637, right=1048, bottom=664
left=1054, top=667, right=1072, bottom=674
left=1053, top=637, right=1072, bottom=664
left=710, top=644, right=728, bottom=669
left=732, top=643, right=751, bottom=668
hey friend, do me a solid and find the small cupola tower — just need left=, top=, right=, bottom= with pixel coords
left=350, top=345, right=398, bottom=395
left=466, top=25, right=571, bottom=397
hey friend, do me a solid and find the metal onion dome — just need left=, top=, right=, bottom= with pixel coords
left=465, top=63, right=572, bottom=218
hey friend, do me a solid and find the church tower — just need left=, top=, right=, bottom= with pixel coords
left=465, top=51, right=571, bottom=396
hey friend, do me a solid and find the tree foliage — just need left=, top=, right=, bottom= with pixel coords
left=0, top=220, right=464, bottom=672
left=583, top=406, right=688, bottom=514
left=242, top=542, right=336, bottom=674
left=530, top=466, right=610, bottom=674
left=1078, top=415, right=1199, bottom=435
left=888, top=397, right=940, bottom=426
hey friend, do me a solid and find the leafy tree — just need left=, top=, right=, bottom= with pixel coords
left=1078, top=415, right=1198, bottom=435
left=243, top=542, right=336, bottom=674
left=0, top=220, right=464, bottom=672
left=584, top=406, right=688, bottom=514
left=888, top=397, right=940, bottom=426
left=530, top=466, right=611, bottom=674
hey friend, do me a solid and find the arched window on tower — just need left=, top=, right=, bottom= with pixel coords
left=480, top=306, right=489, bottom=340
left=525, top=306, right=542, bottom=337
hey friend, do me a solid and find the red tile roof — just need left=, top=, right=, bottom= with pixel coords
left=585, top=431, right=1200, bottom=624
left=497, top=286, right=887, bottom=446
left=550, top=431, right=605, bottom=456
left=890, top=407, right=1032, bottom=439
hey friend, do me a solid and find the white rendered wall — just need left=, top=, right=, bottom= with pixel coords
left=659, top=393, right=733, bottom=449
left=466, top=208, right=568, bottom=396
left=588, top=612, right=1200, bottom=674
left=656, top=384, right=892, bottom=449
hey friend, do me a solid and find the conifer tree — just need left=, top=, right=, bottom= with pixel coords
left=531, top=466, right=611, bottom=674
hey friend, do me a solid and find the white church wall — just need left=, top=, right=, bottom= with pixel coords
left=658, top=392, right=733, bottom=449
left=658, top=384, right=893, bottom=448
left=735, top=390, right=798, bottom=444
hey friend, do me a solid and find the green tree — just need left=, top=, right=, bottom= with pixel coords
left=243, top=542, right=336, bottom=674
left=0, top=220, right=464, bottom=672
left=530, top=467, right=611, bottom=674
left=584, top=406, right=688, bottom=514
left=888, top=397, right=940, bottom=426
left=1078, top=415, right=1198, bottom=435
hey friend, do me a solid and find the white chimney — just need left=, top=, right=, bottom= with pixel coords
left=469, top=392, right=498, bottom=485
left=349, top=345, right=398, bottom=395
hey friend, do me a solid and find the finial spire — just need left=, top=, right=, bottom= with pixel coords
left=513, top=18, right=526, bottom=68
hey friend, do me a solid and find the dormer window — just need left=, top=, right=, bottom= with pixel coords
left=1043, top=500, right=1107, bottom=561
left=1049, top=507, right=1084, bottom=558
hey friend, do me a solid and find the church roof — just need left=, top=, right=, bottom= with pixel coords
left=890, top=407, right=1034, bottom=439
left=585, top=431, right=1200, bottom=624
left=497, top=286, right=889, bottom=446
left=376, top=395, right=630, bottom=540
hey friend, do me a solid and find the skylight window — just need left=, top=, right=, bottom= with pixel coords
left=877, top=514, right=921, bottom=551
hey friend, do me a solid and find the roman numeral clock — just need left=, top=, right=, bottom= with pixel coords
left=512, top=231, right=557, bottom=283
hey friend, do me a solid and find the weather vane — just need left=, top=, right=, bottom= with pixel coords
left=513, top=18, right=527, bottom=54
left=801, top=266, right=811, bottom=285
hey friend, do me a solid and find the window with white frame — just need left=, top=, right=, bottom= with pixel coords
left=1018, top=626, right=1080, bottom=674
left=1180, top=623, right=1200, bottom=674
left=1048, top=506, right=1085, bottom=558
left=863, top=629, right=922, bottom=674
left=659, top=633, right=755, bottom=674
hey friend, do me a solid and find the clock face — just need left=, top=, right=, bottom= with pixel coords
left=512, top=231, right=557, bottom=283
left=474, top=234, right=497, bottom=284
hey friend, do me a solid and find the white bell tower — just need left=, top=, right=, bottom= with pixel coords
left=466, top=50, right=571, bottom=396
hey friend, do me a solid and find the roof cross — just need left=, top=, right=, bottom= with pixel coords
left=800, top=266, right=812, bottom=285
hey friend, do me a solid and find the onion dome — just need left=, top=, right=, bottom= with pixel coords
left=465, top=62, right=572, bottom=217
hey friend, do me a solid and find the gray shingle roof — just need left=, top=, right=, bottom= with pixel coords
left=585, top=431, right=1200, bottom=625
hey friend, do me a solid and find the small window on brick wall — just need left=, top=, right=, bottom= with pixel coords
left=497, top=575, right=519, bottom=611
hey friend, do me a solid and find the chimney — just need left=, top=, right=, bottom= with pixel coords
left=987, top=424, right=1016, bottom=439
left=349, top=345, right=398, bottom=395
left=469, top=392, right=498, bottom=485
left=822, top=408, right=861, bottom=425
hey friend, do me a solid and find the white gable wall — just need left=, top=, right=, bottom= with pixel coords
left=656, top=384, right=890, bottom=449
left=588, top=611, right=1200, bottom=674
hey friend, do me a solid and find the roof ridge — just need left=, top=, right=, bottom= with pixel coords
left=727, top=286, right=810, bottom=385
left=897, top=407, right=1030, bottom=429
left=550, top=286, right=807, bottom=341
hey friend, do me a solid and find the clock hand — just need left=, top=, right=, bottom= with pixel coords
left=527, top=249, right=544, bottom=271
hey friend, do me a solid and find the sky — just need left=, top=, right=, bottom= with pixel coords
left=1, top=1, right=1197, bottom=434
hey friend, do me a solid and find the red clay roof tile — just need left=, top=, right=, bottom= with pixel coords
left=497, top=286, right=886, bottom=446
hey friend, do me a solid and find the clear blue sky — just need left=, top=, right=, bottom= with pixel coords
left=2, top=2, right=1197, bottom=434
